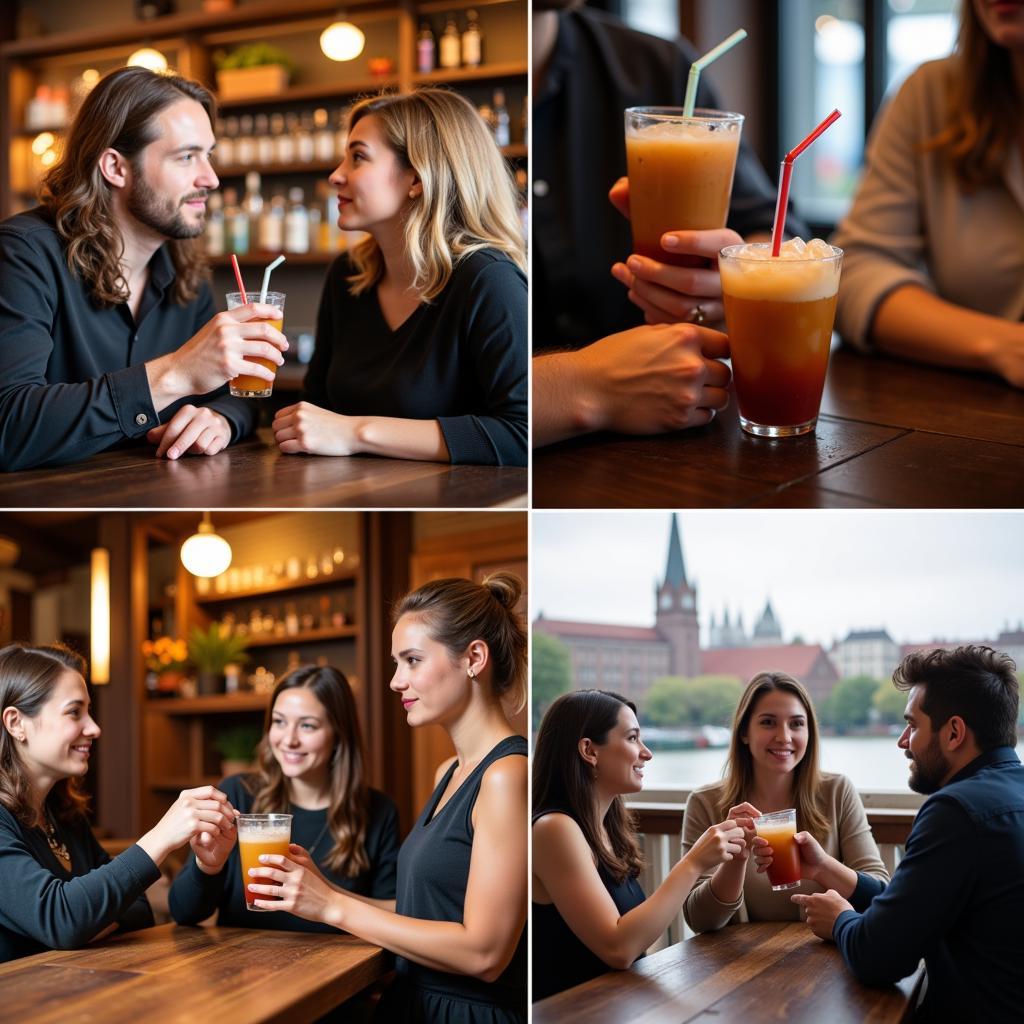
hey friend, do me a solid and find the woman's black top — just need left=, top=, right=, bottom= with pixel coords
left=0, top=801, right=157, bottom=963
left=376, top=735, right=528, bottom=1024
left=304, top=249, right=527, bottom=466
left=531, top=807, right=647, bottom=1002
left=168, top=774, right=400, bottom=931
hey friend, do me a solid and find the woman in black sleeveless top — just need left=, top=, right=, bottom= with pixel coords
left=249, top=573, right=528, bottom=1023
left=532, top=690, right=746, bottom=1002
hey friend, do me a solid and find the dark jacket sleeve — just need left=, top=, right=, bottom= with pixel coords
left=81, top=825, right=156, bottom=935
left=0, top=810, right=160, bottom=950
left=167, top=850, right=228, bottom=926
left=179, top=284, right=258, bottom=444
left=437, top=259, right=528, bottom=466
left=0, top=227, right=159, bottom=471
left=832, top=795, right=973, bottom=986
left=367, top=791, right=400, bottom=901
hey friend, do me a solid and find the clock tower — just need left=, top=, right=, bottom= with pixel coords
left=654, top=514, right=700, bottom=678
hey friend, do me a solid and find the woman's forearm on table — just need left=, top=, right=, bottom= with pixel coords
left=354, top=416, right=450, bottom=462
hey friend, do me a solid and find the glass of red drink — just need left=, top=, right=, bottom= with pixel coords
left=754, top=808, right=801, bottom=891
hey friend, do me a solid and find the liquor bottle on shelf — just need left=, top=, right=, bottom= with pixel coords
left=317, top=180, right=342, bottom=253
left=462, top=9, right=483, bottom=68
left=219, top=116, right=238, bottom=166
left=271, top=113, right=292, bottom=164
left=296, top=112, right=315, bottom=164
left=417, top=20, right=436, bottom=73
left=313, top=108, right=335, bottom=162
left=205, top=192, right=225, bottom=256
left=254, top=113, right=274, bottom=166
left=335, top=110, right=349, bottom=161
left=259, top=190, right=285, bottom=252
left=235, top=115, right=256, bottom=168
left=439, top=13, right=461, bottom=70
left=224, top=187, right=249, bottom=254
left=492, top=89, right=510, bottom=147
left=285, top=187, right=310, bottom=254
left=242, top=171, right=263, bottom=245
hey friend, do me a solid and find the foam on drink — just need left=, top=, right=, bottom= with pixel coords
left=718, top=239, right=841, bottom=303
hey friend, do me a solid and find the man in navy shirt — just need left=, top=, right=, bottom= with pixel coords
left=788, top=646, right=1024, bottom=1021
left=0, top=67, right=287, bottom=471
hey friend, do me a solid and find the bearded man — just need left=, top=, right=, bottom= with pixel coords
left=0, top=67, right=287, bottom=471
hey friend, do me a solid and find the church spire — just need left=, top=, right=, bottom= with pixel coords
left=663, top=513, right=687, bottom=588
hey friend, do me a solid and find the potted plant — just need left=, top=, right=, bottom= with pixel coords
left=187, top=622, right=250, bottom=696
left=212, top=724, right=263, bottom=778
left=213, top=43, right=294, bottom=101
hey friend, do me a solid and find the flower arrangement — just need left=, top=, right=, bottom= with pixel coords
left=142, top=636, right=188, bottom=674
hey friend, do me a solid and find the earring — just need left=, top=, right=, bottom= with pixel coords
left=468, top=669, right=475, bottom=680
left=408, top=189, right=417, bottom=199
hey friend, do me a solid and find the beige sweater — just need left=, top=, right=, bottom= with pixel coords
left=832, top=57, right=1024, bottom=349
left=682, top=773, right=889, bottom=933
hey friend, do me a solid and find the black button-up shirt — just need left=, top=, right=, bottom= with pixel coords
left=533, top=8, right=810, bottom=350
left=0, top=207, right=256, bottom=471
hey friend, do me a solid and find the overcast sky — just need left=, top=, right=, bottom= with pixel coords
left=531, top=512, right=1024, bottom=649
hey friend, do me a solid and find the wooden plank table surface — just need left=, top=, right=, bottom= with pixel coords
left=0, top=923, right=389, bottom=1024
left=0, top=430, right=527, bottom=509
left=532, top=921, right=922, bottom=1024
left=533, top=348, right=1024, bottom=508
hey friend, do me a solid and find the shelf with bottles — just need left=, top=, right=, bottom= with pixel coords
left=245, top=624, right=359, bottom=648
left=410, top=60, right=526, bottom=85
left=216, top=79, right=401, bottom=110
left=193, top=559, right=359, bottom=604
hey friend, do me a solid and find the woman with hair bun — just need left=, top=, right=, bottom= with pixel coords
left=250, top=571, right=528, bottom=1023
left=168, top=665, right=399, bottom=930
left=682, top=671, right=888, bottom=933
left=272, top=88, right=527, bottom=467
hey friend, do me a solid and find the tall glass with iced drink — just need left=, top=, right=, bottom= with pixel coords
left=719, top=240, right=843, bottom=437
left=226, top=291, right=286, bottom=398
left=754, top=808, right=801, bottom=891
left=624, top=108, right=743, bottom=267
left=238, top=812, right=292, bottom=910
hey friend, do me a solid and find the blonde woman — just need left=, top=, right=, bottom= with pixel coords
left=682, top=672, right=889, bottom=933
left=248, top=573, right=528, bottom=1023
left=272, top=89, right=527, bottom=467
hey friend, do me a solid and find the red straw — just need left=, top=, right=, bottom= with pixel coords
left=771, top=108, right=841, bottom=256
left=229, top=253, right=249, bottom=301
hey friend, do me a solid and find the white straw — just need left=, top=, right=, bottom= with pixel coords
left=683, top=29, right=748, bottom=117
left=259, top=255, right=286, bottom=303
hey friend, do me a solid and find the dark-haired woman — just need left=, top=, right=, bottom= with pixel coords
left=0, top=643, right=237, bottom=962
left=531, top=689, right=744, bottom=1002
left=169, top=665, right=399, bottom=929
left=248, top=572, right=528, bottom=1024
left=682, top=672, right=888, bottom=933
left=833, top=0, right=1024, bottom=385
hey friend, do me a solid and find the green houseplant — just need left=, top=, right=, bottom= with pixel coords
left=212, top=724, right=263, bottom=777
left=213, top=43, right=295, bottom=100
left=187, top=623, right=250, bottom=696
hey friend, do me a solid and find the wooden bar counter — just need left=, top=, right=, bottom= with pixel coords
left=533, top=921, right=922, bottom=1024
left=533, top=347, right=1024, bottom=508
left=0, top=430, right=527, bottom=509
left=0, top=923, right=389, bottom=1024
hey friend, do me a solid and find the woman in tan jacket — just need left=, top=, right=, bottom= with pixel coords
left=833, top=0, right=1024, bottom=386
left=682, top=672, right=889, bottom=933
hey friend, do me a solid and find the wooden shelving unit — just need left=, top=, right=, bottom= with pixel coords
left=1, top=0, right=527, bottom=220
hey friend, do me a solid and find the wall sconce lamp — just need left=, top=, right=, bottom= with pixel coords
left=180, top=512, right=232, bottom=578
left=90, top=548, right=110, bottom=685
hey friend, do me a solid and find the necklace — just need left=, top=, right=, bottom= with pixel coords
left=42, top=811, right=72, bottom=871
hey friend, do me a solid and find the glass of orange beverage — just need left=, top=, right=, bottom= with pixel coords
left=238, top=812, right=292, bottom=911
left=624, top=107, right=744, bottom=267
left=226, top=291, right=286, bottom=398
left=719, top=240, right=843, bottom=437
left=754, top=808, right=802, bottom=891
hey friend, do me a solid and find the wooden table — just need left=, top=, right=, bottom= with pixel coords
left=0, top=923, right=389, bottom=1024
left=0, top=430, right=527, bottom=509
left=534, top=348, right=1024, bottom=508
left=533, top=921, right=922, bottom=1024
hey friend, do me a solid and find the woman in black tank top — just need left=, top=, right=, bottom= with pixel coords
left=532, top=690, right=746, bottom=1002
left=249, top=573, right=528, bottom=1023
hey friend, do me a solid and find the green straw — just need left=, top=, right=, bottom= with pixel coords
left=683, top=29, right=748, bottom=117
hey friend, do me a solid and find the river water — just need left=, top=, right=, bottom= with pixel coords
left=642, top=735, right=1024, bottom=791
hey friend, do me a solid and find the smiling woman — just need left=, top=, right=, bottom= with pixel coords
left=0, top=642, right=238, bottom=963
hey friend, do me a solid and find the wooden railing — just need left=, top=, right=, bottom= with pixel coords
left=630, top=796, right=919, bottom=949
